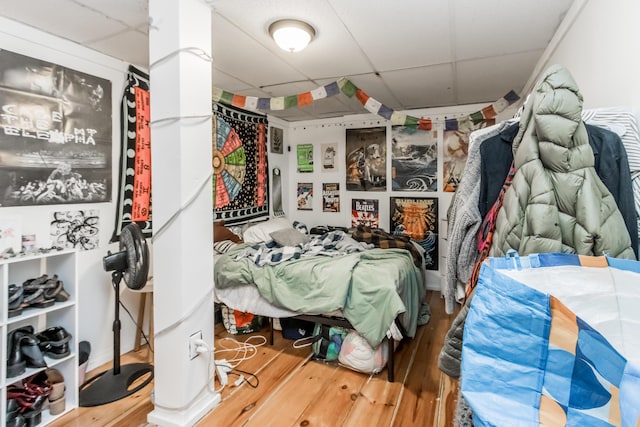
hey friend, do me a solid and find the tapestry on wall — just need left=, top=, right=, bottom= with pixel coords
left=0, top=49, right=112, bottom=207
left=390, top=197, right=438, bottom=270
left=391, top=126, right=438, bottom=191
left=111, top=65, right=151, bottom=242
left=213, top=102, right=269, bottom=225
left=346, top=127, right=386, bottom=191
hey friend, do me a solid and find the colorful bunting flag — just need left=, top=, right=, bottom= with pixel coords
left=212, top=77, right=520, bottom=128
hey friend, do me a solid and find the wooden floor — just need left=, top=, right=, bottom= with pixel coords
left=49, top=291, right=460, bottom=427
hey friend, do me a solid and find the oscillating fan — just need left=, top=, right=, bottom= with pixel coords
left=79, top=223, right=154, bottom=407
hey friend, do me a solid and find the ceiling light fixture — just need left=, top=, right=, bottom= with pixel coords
left=269, top=19, right=316, bottom=53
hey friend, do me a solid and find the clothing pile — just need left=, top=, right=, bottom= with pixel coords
left=439, top=64, right=640, bottom=425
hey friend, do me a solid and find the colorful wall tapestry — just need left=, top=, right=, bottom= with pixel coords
left=390, top=197, right=438, bottom=270
left=213, top=103, right=269, bottom=225
left=391, top=126, right=438, bottom=191
left=111, top=66, right=151, bottom=242
left=346, top=127, right=387, bottom=191
left=0, top=49, right=112, bottom=207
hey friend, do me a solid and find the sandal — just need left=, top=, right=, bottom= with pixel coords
left=43, top=275, right=70, bottom=302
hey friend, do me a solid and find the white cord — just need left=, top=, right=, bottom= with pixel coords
left=213, top=335, right=266, bottom=368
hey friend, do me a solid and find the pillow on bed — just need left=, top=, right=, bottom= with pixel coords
left=214, top=240, right=237, bottom=254
left=214, top=221, right=243, bottom=243
left=270, top=228, right=310, bottom=247
left=243, top=217, right=292, bottom=243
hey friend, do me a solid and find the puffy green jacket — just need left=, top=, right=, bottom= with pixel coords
left=489, top=65, right=635, bottom=260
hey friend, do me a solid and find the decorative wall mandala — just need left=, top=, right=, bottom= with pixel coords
left=213, top=116, right=246, bottom=208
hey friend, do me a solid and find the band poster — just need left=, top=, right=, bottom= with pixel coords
left=322, top=183, right=340, bottom=212
left=0, top=49, right=112, bottom=206
left=297, top=182, right=313, bottom=210
left=351, top=198, right=379, bottom=228
left=390, top=197, right=439, bottom=270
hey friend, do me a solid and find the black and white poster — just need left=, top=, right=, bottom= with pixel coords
left=0, top=49, right=112, bottom=206
left=346, top=127, right=386, bottom=191
left=391, top=126, right=438, bottom=191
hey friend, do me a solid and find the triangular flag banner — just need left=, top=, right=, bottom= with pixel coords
left=213, top=77, right=520, bottom=128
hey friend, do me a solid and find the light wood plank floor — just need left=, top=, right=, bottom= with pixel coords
left=49, top=291, right=460, bottom=426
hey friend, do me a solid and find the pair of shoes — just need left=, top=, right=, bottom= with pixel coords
left=37, top=326, right=72, bottom=359
left=6, top=398, right=26, bottom=427
left=23, top=368, right=66, bottom=416
left=7, top=384, right=47, bottom=427
left=21, top=275, right=55, bottom=309
left=8, top=284, right=24, bottom=318
left=6, top=327, right=47, bottom=378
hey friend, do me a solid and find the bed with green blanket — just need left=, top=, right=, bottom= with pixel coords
left=214, top=241, right=426, bottom=350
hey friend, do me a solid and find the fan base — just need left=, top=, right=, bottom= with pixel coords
left=79, top=363, right=154, bottom=407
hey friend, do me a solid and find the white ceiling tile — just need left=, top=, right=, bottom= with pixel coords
left=73, top=0, right=148, bottom=28
left=455, top=50, right=543, bottom=104
left=329, top=0, right=453, bottom=70
left=380, top=64, right=456, bottom=109
left=453, top=0, right=574, bottom=60
left=89, top=29, right=149, bottom=68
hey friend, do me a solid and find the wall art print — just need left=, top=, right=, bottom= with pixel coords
left=443, top=119, right=494, bottom=192
left=297, top=182, right=313, bottom=211
left=213, top=102, right=269, bottom=225
left=270, top=126, right=283, bottom=154
left=50, top=209, right=99, bottom=251
left=346, top=127, right=386, bottom=191
left=351, top=198, right=379, bottom=228
left=0, top=49, right=112, bottom=207
left=112, top=66, right=151, bottom=242
left=322, top=183, right=340, bottom=213
left=390, top=197, right=438, bottom=270
left=297, top=143, right=314, bottom=173
left=391, top=126, right=437, bottom=191
left=321, top=143, right=338, bottom=172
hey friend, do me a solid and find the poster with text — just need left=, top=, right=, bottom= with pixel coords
left=346, top=127, right=386, bottom=191
left=321, top=143, right=338, bottom=172
left=297, top=143, right=314, bottom=173
left=391, top=126, right=438, bottom=191
left=351, top=198, right=379, bottom=228
left=0, top=49, right=112, bottom=206
left=443, top=119, right=494, bottom=192
left=297, top=182, right=313, bottom=210
left=390, top=197, right=438, bottom=270
left=322, top=183, right=340, bottom=212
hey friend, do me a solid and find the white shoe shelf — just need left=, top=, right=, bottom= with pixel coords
left=1, top=249, right=78, bottom=426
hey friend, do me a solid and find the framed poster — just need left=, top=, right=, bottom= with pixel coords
left=0, top=49, right=112, bottom=207
left=346, top=127, right=386, bottom=191
left=322, top=183, right=340, bottom=212
left=270, top=126, right=283, bottom=154
left=321, top=143, right=338, bottom=172
left=390, top=197, right=438, bottom=270
left=391, top=126, right=438, bottom=191
left=297, top=182, right=313, bottom=210
left=351, top=198, right=379, bottom=228
left=297, top=143, right=314, bottom=173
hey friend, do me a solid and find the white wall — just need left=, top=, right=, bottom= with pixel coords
left=0, top=17, right=139, bottom=370
left=525, top=0, right=640, bottom=119
left=270, top=103, right=516, bottom=291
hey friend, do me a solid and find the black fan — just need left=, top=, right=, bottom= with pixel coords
left=79, top=223, right=154, bottom=407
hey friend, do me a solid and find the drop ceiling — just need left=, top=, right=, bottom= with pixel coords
left=0, top=0, right=575, bottom=122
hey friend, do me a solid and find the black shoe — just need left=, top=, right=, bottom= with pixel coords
left=37, top=326, right=72, bottom=359
left=6, top=326, right=34, bottom=378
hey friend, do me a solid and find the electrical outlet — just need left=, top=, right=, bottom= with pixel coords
left=189, top=330, right=203, bottom=359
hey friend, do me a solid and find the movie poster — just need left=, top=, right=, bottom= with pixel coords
left=390, top=197, right=439, bottom=270
left=322, top=183, right=340, bottom=212
left=346, top=127, right=386, bottom=191
left=351, top=198, right=379, bottom=228
left=391, top=126, right=438, bottom=191
left=0, top=49, right=112, bottom=206
left=297, top=182, right=313, bottom=210
left=297, top=143, right=314, bottom=173
left=443, top=119, right=494, bottom=192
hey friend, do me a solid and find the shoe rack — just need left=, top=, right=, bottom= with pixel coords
left=1, top=249, right=78, bottom=426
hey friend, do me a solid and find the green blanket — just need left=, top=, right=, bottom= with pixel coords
left=215, top=244, right=425, bottom=347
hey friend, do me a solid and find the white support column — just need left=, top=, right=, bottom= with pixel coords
left=147, top=1, right=218, bottom=425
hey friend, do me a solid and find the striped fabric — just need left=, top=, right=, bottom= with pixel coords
left=582, top=108, right=640, bottom=244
